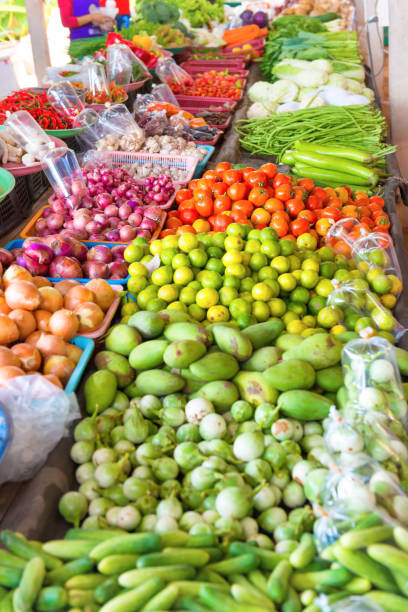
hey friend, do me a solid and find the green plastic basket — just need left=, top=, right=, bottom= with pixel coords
left=44, top=127, right=84, bottom=139
left=0, top=169, right=16, bottom=203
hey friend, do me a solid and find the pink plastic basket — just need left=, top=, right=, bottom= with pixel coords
left=176, top=95, right=238, bottom=110
left=123, top=77, right=151, bottom=92
left=180, top=60, right=247, bottom=71
left=182, top=66, right=249, bottom=79
left=182, top=107, right=232, bottom=131
left=221, top=37, right=266, bottom=55
left=77, top=285, right=122, bottom=340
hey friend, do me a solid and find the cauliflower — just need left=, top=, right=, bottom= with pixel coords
left=246, top=102, right=275, bottom=119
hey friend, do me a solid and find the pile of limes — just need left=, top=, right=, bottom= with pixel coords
left=122, top=224, right=400, bottom=340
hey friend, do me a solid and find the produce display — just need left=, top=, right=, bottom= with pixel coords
left=84, top=83, right=127, bottom=106
left=2, top=4, right=408, bottom=612
left=0, top=90, right=72, bottom=130
left=0, top=127, right=46, bottom=167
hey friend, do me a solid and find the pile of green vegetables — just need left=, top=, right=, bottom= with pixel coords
left=69, top=36, right=107, bottom=61
left=132, top=0, right=223, bottom=29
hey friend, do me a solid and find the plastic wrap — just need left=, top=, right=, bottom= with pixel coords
left=96, top=104, right=145, bottom=151
left=85, top=62, right=110, bottom=100
left=352, top=233, right=402, bottom=297
left=0, top=375, right=80, bottom=484
left=72, top=108, right=102, bottom=151
left=315, top=595, right=384, bottom=612
left=151, top=84, right=179, bottom=106
left=41, top=147, right=88, bottom=203
left=4, top=110, right=53, bottom=161
left=106, top=44, right=149, bottom=85
left=47, top=81, right=85, bottom=122
left=155, top=57, right=194, bottom=93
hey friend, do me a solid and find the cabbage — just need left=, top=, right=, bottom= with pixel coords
left=363, top=87, right=375, bottom=102
left=310, top=59, right=333, bottom=74
left=345, top=78, right=363, bottom=94
left=295, top=70, right=328, bottom=88
left=246, top=102, right=275, bottom=119
left=279, top=59, right=311, bottom=70
left=272, top=61, right=329, bottom=88
left=297, top=88, right=316, bottom=102
left=327, top=73, right=348, bottom=89
left=267, top=80, right=298, bottom=103
left=276, top=102, right=301, bottom=114
left=300, top=94, right=326, bottom=109
left=248, top=81, right=280, bottom=104
left=333, top=62, right=365, bottom=82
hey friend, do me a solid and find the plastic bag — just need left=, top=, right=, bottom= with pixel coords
left=151, top=84, right=179, bottom=106
left=155, top=57, right=193, bottom=93
left=97, top=104, right=145, bottom=151
left=0, top=376, right=80, bottom=484
left=133, top=94, right=156, bottom=120
left=73, top=108, right=102, bottom=151
left=138, top=110, right=169, bottom=137
left=41, top=147, right=87, bottom=204
left=85, top=62, right=110, bottom=99
left=47, top=81, right=85, bottom=122
left=352, top=233, right=402, bottom=297
left=315, top=594, right=384, bottom=612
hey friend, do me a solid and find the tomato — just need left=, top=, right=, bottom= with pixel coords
left=227, top=182, right=248, bottom=201
left=222, top=169, right=242, bottom=185
left=321, top=206, right=341, bottom=221
left=242, top=167, right=256, bottom=182
left=306, top=195, right=322, bottom=211
left=354, top=195, right=369, bottom=207
left=368, top=201, right=383, bottom=214
left=248, top=187, right=269, bottom=207
left=195, top=195, right=214, bottom=218
left=214, top=195, right=232, bottom=214
left=312, top=187, right=329, bottom=204
left=290, top=217, right=310, bottom=236
left=232, top=199, right=253, bottom=217
left=374, top=215, right=390, bottom=230
left=167, top=210, right=180, bottom=219
left=178, top=199, right=195, bottom=211
left=286, top=198, right=305, bottom=218
left=208, top=215, right=216, bottom=228
left=259, top=162, right=277, bottom=180
left=212, top=182, right=228, bottom=197
left=357, top=205, right=371, bottom=218
left=215, top=161, right=231, bottom=179
left=369, top=195, right=385, bottom=208
left=177, top=225, right=196, bottom=235
left=176, top=189, right=193, bottom=204
left=213, top=214, right=232, bottom=232
left=180, top=207, right=199, bottom=225
left=315, top=218, right=334, bottom=236
left=202, top=169, right=218, bottom=182
left=251, top=208, right=271, bottom=225
left=167, top=216, right=184, bottom=229
left=270, top=215, right=289, bottom=238
left=272, top=210, right=290, bottom=224
left=196, top=178, right=214, bottom=191
left=189, top=179, right=199, bottom=190
left=264, top=198, right=284, bottom=213
left=360, top=216, right=375, bottom=227
left=292, top=186, right=306, bottom=201
left=194, top=187, right=212, bottom=201
left=273, top=173, right=291, bottom=189
left=274, top=184, right=292, bottom=202
left=298, top=209, right=316, bottom=225
left=341, top=205, right=359, bottom=218
left=327, top=196, right=342, bottom=209
left=246, top=171, right=267, bottom=188
left=297, top=178, right=314, bottom=192
left=160, top=229, right=177, bottom=238
left=232, top=211, right=252, bottom=226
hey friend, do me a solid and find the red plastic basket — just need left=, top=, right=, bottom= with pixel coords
left=182, top=107, right=232, bottom=131
left=221, top=37, right=266, bottom=55
left=176, top=96, right=238, bottom=110
left=182, top=66, right=249, bottom=79
left=194, top=131, right=222, bottom=146
left=180, top=60, right=247, bottom=71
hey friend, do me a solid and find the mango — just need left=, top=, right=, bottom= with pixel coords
left=164, top=322, right=212, bottom=346
left=94, top=351, right=134, bottom=388
left=336, top=386, right=348, bottom=410
left=136, top=370, right=184, bottom=396
left=105, top=324, right=141, bottom=356
left=183, top=379, right=206, bottom=394
left=189, top=352, right=239, bottom=381
left=263, top=359, right=315, bottom=391
left=243, top=320, right=284, bottom=349
left=163, top=340, right=207, bottom=369
left=212, top=325, right=253, bottom=361
left=396, top=347, right=408, bottom=376
left=242, top=347, right=282, bottom=372
left=278, top=390, right=332, bottom=420
left=112, top=390, right=129, bottom=411
left=128, top=311, right=165, bottom=339
left=233, top=371, right=278, bottom=407
left=158, top=310, right=192, bottom=324
left=206, top=321, right=238, bottom=334
left=84, top=370, right=117, bottom=415
left=316, top=366, right=343, bottom=392
left=124, top=380, right=143, bottom=398
left=275, top=334, right=303, bottom=351
left=191, top=380, right=239, bottom=412
left=337, top=331, right=359, bottom=343
left=129, top=339, right=169, bottom=371
left=282, top=333, right=342, bottom=370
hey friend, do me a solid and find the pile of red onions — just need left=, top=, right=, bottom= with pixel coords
left=33, top=165, right=171, bottom=243
left=1, top=236, right=128, bottom=280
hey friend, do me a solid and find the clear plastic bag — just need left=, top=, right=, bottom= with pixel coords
left=352, top=233, right=402, bottom=297
left=155, top=57, right=193, bottom=93
left=41, top=147, right=87, bottom=204
left=133, top=94, right=156, bottom=120
left=47, top=81, right=85, bottom=122
left=138, top=110, right=169, bottom=137
left=73, top=108, right=102, bottom=151
left=4, top=110, right=53, bottom=161
left=315, top=594, right=384, bottom=612
left=106, top=44, right=133, bottom=86
left=0, top=376, right=80, bottom=484
left=85, top=62, right=110, bottom=100
left=151, top=83, right=179, bottom=106
left=97, top=103, right=145, bottom=151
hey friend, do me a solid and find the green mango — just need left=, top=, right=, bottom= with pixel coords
left=84, top=370, right=117, bottom=415
left=243, top=320, right=284, bottom=349
left=212, top=325, right=253, bottom=361
left=206, top=321, right=238, bottom=334
left=233, top=371, right=279, bottom=407
left=263, top=359, right=315, bottom=391
left=105, top=324, right=141, bottom=356
left=158, top=310, right=192, bottom=324
left=164, top=322, right=212, bottom=346
left=316, top=366, right=343, bottom=392
left=191, top=380, right=239, bottom=412
left=337, top=331, right=359, bottom=343
left=129, top=339, right=169, bottom=371
left=163, top=340, right=207, bottom=369
left=189, top=352, right=239, bottom=381
left=94, top=351, right=134, bottom=388
left=183, top=379, right=206, bottom=394
left=282, top=333, right=342, bottom=370
left=396, top=347, right=408, bottom=376
left=242, top=347, right=282, bottom=372
left=275, top=334, right=303, bottom=352
left=403, top=382, right=408, bottom=402
left=136, top=370, right=185, bottom=396
left=128, top=311, right=165, bottom=339
left=112, top=390, right=129, bottom=411
left=278, top=390, right=332, bottom=420
left=123, top=380, right=143, bottom=399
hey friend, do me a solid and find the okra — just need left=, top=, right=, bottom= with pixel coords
left=0, top=532, right=61, bottom=570
left=138, top=549, right=209, bottom=568
left=66, top=573, right=106, bottom=589
left=393, top=526, right=408, bottom=553
left=367, top=544, right=408, bottom=579
left=208, top=554, right=259, bottom=575
left=46, top=558, right=94, bottom=586
left=99, top=577, right=164, bottom=612
left=65, top=529, right=125, bottom=542
left=0, top=591, right=12, bottom=612
left=97, top=554, right=139, bottom=575
left=90, top=533, right=160, bottom=562
left=94, top=577, right=122, bottom=605
left=68, top=589, right=95, bottom=607
left=366, top=591, right=408, bottom=612
left=0, top=565, right=22, bottom=588
left=119, top=565, right=196, bottom=588
left=267, top=560, right=292, bottom=603
left=289, top=534, right=316, bottom=569
left=333, top=545, right=398, bottom=592
left=35, top=586, right=68, bottom=611
left=344, top=577, right=371, bottom=594
left=229, top=542, right=286, bottom=570
left=0, top=550, right=27, bottom=570
left=282, top=587, right=301, bottom=612
left=43, top=540, right=95, bottom=561
left=14, top=557, right=45, bottom=612
left=291, top=567, right=351, bottom=591
left=340, top=525, right=393, bottom=549
left=140, top=583, right=179, bottom=611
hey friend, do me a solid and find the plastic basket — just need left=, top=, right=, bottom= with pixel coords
left=176, top=95, right=238, bottom=110
left=123, top=77, right=152, bottom=92
left=194, top=131, right=222, bottom=146
left=0, top=404, right=12, bottom=465
left=26, top=171, right=50, bottom=202
left=194, top=145, right=215, bottom=178
left=0, top=175, right=32, bottom=238
left=181, top=106, right=233, bottom=130
left=0, top=168, right=16, bottom=203
left=182, top=65, right=249, bottom=79
left=180, top=60, right=247, bottom=71
left=65, top=336, right=95, bottom=394
left=77, top=285, right=122, bottom=340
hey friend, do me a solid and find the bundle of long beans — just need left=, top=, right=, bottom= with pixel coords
left=235, top=105, right=395, bottom=162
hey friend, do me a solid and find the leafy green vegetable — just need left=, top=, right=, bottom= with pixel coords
left=69, top=36, right=107, bottom=59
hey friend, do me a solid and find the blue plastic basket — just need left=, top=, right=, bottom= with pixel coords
left=194, top=146, right=215, bottom=179
left=5, top=239, right=130, bottom=285
left=65, top=336, right=95, bottom=395
left=0, top=404, right=12, bottom=464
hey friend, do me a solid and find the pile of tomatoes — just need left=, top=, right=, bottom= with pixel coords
left=169, top=71, right=244, bottom=99
left=161, top=162, right=390, bottom=246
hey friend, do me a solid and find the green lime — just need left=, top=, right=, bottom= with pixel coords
left=189, top=248, right=208, bottom=268
left=260, top=227, right=278, bottom=242
left=371, top=274, right=392, bottom=295
left=245, top=239, right=261, bottom=254
left=258, top=267, right=278, bottom=282
left=137, top=286, right=158, bottom=309
left=160, top=248, right=178, bottom=266
left=141, top=254, right=153, bottom=265
left=288, top=301, right=307, bottom=316
left=271, top=256, right=290, bottom=274
left=247, top=229, right=262, bottom=240
left=178, top=233, right=198, bottom=253
left=196, top=288, right=219, bottom=309
left=269, top=298, right=286, bottom=317
left=188, top=280, right=202, bottom=291
left=179, top=286, right=197, bottom=305
left=158, top=284, right=179, bottom=302
left=334, top=269, right=351, bottom=283
left=124, top=243, right=144, bottom=263
left=345, top=312, right=360, bottom=331
left=225, top=236, right=244, bottom=251
left=207, top=246, right=224, bottom=259
left=211, top=232, right=226, bottom=249
left=278, top=273, right=297, bottom=292
left=240, top=277, right=255, bottom=293
left=200, top=270, right=223, bottom=290
left=121, top=301, right=138, bottom=317
left=173, top=266, right=194, bottom=286
left=280, top=239, right=295, bottom=256
left=317, top=306, right=343, bottom=328
left=235, top=312, right=257, bottom=328
left=147, top=297, right=167, bottom=312
left=198, top=233, right=212, bottom=248
left=127, top=275, right=147, bottom=294
left=318, top=246, right=335, bottom=262
left=368, top=248, right=390, bottom=267
left=290, top=286, right=310, bottom=303
left=171, top=253, right=190, bottom=269
left=296, top=233, right=317, bottom=251
left=263, top=279, right=280, bottom=297
left=335, top=255, right=349, bottom=270
left=188, top=303, right=206, bottom=321
left=219, top=286, right=239, bottom=306
left=308, top=295, right=327, bottom=315
left=355, top=317, right=376, bottom=333
left=223, top=274, right=241, bottom=289
left=288, top=255, right=301, bottom=272
left=261, top=240, right=281, bottom=259
left=168, top=301, right=188, bottom=312
left=206, top=257, right=225, bottom=274
left=133, top=237, right=148, bottom=247
left=229, top=298, right=251, bottom=319
left=252, top=301, right=270, bottom=322
left=151, top=266, right=173, bottom=286
left=249, top=252, right=268, bottom=271
left=227, top=223, right=247, bottom=238
left=225, top=263, right=247, bottom=279
left=207, top=305, right=229, bottom=323
left=319, top=261, right=336, bottom=279
left=300, top=270, right=319, bottom=289
left=252, top=282, right=273, bottom=302
left=371, top=308, right=395, bottom=332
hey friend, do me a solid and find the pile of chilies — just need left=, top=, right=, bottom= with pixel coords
left=0, top=90, right=72, bottom=130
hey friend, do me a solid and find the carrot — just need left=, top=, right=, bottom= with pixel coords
left=223, top=25, right=259, bottom=44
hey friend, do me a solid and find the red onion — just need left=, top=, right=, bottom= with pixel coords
left=87, top=245, right=112, bottom=264
left=101, top=173, right=114, bottom=188
left=86, top=221, right=103, bottom=235
left=24, top=243, right=53, bottom=265
left=105, top=204, right=118, bottom=218
left=111, top=245, right=125, bottom=260
left=128, top=212, right=142, bottom=227
left=140, top=218, right=156, bottom=232
left=95, top=193, right=112, bottom=209
left=144, top=206, right=162, bottom=221
left=109, top=217, right=120, bottom=228
left=64, top=220, right=75, bottom=230
left=88, top=234, right=105, bottom=241
left=0, top=248, right=14, bottom=266
left=133, top=206, right=145, bottom=216
left=137, top=229, right=151, bottom=240
left=82, top=260, right=109, bottom=279
left=109, top=261, right=128, bottom=279
left=63, top=228, right=88, bottom=241
left=118, top=204, right=131, bottom=220
left=47, top=214, right=64, bottom=231
left=71, top=179, right=87, bottom=197
left=10, top=248, right=23, bottom=259
left=117, top=183, right=128, bottom=197
left=117, top=221, right=126, bottom=229
left=69, top=238, right=88, bottom=261
left=125, top=190, right=138, bottom=200
left=88, top=184, right=97, bottom=197
left=17, top=253, right=48, bottom=276
left=35, top=218, right=48, bottom=233
left=65, top=195, right=80, bottom=209
left=49, top=256, right=83, bottom=279
left=94, top=214, right=108, bottom=229
left=119, top=225, right=137, bottom=241
left=51, top=200, right=67, bottom=215
left=42, top=207, right=53, bottom=219
left=43, top=235, right=73, bottom=257
left=106, top=230, right=120, bottom=242
left=82, top=196, right=94, bottom=209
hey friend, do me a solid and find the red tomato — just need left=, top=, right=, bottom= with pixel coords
left=222, top=169, right=242, bottom=185
left=213, top=214, right=232, bottom=232
left=176, top=189, right=193, bottom=204
left=202, top=169, right=218, bottom=182
left=248, top=187, right=269, bottom=207
left=178, top=198, right=195, bottom=211
left=177, top=225, right=196, bottom=235
left=297, top=178, right=314, bottom=192
left=232, top=199, right=253, bottom=217
left=259, top=163, right=278, bottom=180
left=166, top=216, right=183, bottom=229
left=270, top=215, right=289, bottom=238
left=242, top=167, right=256, bottom=182
left=290, top=217, right=311, bottom=236
left=214, top=195, right=232, bottom=214
left=160, top=229, right=177, bottom=238
left=214, top=161, right=231, bottom=179
left=360, top=216, right=375, bottom=227
left=212, top=182, right=228, bottom=197
left=264, top=198, right=284, bottom=213
left=312, top=187, right=329, bottom=204
left=374, top=215, right=390, bottom=230
left=194, top=187, right=211, bottom=201
left=208, top=215, right=216, bottom=228
left=298, top=209, right=316, bottom=225
left=274, top=184, right=292, bottom=202
left=321, top=206, right=341, bottom=221
left=180, top=207, right=199, bottom=225
left=246, top=171, right=267, bottom=188
left=167, top=210, right=180, bottom=219
left=286, top=198, right=305, bottom=218
left=196, top=178, right=213, bottom=191
left=369, top=195, right=385, bottom=208
left=227, top=182, right=248, bottom=201
left=189, top=179, right=199, bottom=190
left=306, top=195, right=322, bottom=211
left=273, top=173, right=291, bottom=189
left=195, top=196, right=214, bottom=218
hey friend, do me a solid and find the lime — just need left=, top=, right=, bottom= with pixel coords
left=292, top=269, right=302, bottom=282
left=283, top=311, right=299, bottom=326
left=137, top=286, right=158, bottom=309
left=368, top=248, right=390, bottom=267
left=288, top=301, right=307, bottom=316
left=207, top=246, right=224, bottom=259
left=381, top=294, right=397, bottom=309
left=158, top=284, right=180, bottom=303
left=240, top=291, right=254, bottom=304
left=169, top=253, right=188, bottom=269
left=319, top=261, right=336, bottom=279
left=271, top=255, right=290, bottom=274
left=308, top=295, right=326, bottom=315
left=133, top=237, right=148, bottom=247
left=269, top=298, right=286, bottom=317
left=241, top=252, right=251, bottom=266
left=239, top=277, right=254, bottom=293
left=222, top=250, right=243, bottom=267
left=280, top=239, right=295, bottom=256
left=263, top=279, right=280, bottom=297
left=151, top=266, right=173, bottom=286
left=345, top=312, right=360, bottom=330
left=188, top=248, right=208, bottom=268
left=317, top=306, right=343, bottom=328
left=219, top=286, right=238, bottom=306
left=128, top=262, right=148, bottom=277
left=260, top=228, right=278, bottom=242
left=335, top=254, right=349, bottom=270
left=315, top=279, right=334, bottom=297
left=349, top=270, right=362, bottom=279
left=371, top=308, right=395, bottom=332
left=188, top=303, right=206, bottom=321
left=179, top=286, right=197, bottom=305
left=287, top=320, right=307, bottom=335
left=252, top=301, right=270, bottom=322
left=249, top=252, right=268, bottom=271
left=245, top=239, right=261, bottom=254
left=355, top=317, right=376, bottom=333
left=260, top=240, right=281, bottom=259
left=225, top=235, right=244, bottom=251
left=211, top=232, right=226, bottom=249
left=121, top=301, right=138, bottom=317
left=302, top=258, right=319, bottom=272
left=388, top=275, right=403, bottom=295
left=371, top=274, right=392, bottom=295
left=258, top=267, right=278, bottom=282
left=200, top=270, right=223, bottom=290
left=207, top=305, right=229, bottom=323
left=173, top=266, right=194, bottom=285
left=302, top=315, right=316, bottom=328
left=334, top=269, right=351, bottom=283
left=149, top=240, right=162, bottom=256
left=366, top=267, right=382, bottom=284
left=196, top=288, right=219, bottom=309
left=290, top=286, right=310, bottom=304
left=127, top=275, right=148, bottom=294
left=206, top=258, right=225, bottom=275
left=378, top=331, right=395, bottom=344
left=297, top=233, right=317, bottom=251
left=158, top=248, right=176, bottom=267
left=229, top=298, right=251, bottom=319
left=162, top=235, right=179, bottom=250
left=168, top=301, right=188, bottom=312
left=227, top=223, right=246, bottom=238
left=252, top=282, right=273, bottom=302
left=178, top=233, right=198, bottom=253
left=278, top=273, right=297, bottom=292
left=141, top=254, right=153, bottom=265
left=147, top=297, right=167, bottom=312
left=331, top=324, right=347, bottom=335
left=124, top=243, right=144, bottom=263
left=198, top=233, right=212, bottom=248
left=225, top=263, right=247, bottom=279
left=247, top=229, right=262, bottom=240
left=236, top=313, right=257, bottom=329
left=223, top=275, right=241, bottom=289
